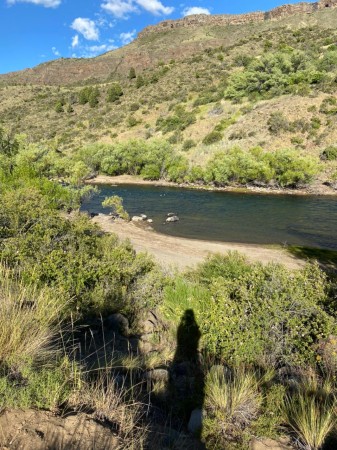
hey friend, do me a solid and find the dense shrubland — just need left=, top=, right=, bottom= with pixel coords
left=1, top=128, right=337, bottom=448
left=8, top=129, right=321, bottom=189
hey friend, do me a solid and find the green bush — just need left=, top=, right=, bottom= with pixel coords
left=202, top=130, right=222, bottom=145
left=107, top=83, right=123, bottom=102
left=320, top=146, right=337, bottom=161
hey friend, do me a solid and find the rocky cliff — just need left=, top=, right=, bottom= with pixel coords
left=138, top=0, right=337, bottom=38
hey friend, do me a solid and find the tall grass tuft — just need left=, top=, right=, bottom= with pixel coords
left=0, top=265, right=63, bottom=369
left=282, top=391, right=335, bottom=450
left=202, top=366, right=262, bottom=445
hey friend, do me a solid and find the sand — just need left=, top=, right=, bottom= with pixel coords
left=92, top=214, right=304, bottom=270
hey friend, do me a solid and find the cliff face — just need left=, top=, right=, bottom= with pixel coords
left=138, top=0, right=337, bottom=38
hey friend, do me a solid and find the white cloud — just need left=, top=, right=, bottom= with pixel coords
left=71, top=35, right=79, bottom=48
left=71, top=18, right=99, bottom=41
left=52, top=47, right=60, bottom=56
left=101, top=0, right=137, bottom=18
left=120, top=29, right=136, bottom=45
left=101, top=0, right=173, bottom=18
left=135, top=0, right=174, bottom=15
left=182, top=6, right=210, bottom=16
left=7, top=0, right=61, bottom=7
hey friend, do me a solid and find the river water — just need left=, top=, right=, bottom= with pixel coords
left=83, top=184, right=337, bottom=250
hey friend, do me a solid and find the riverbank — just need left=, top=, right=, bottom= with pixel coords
left=86, top=174, right=337, bottom=197
left=92, top=214, right=305, bottom=270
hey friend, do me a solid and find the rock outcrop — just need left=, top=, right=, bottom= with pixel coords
left=138, top=0, right=337, bottom=38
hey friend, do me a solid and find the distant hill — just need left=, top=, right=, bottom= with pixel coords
left=1, top=1, right=337, bottom=189
left=1, top=0, right=337, bottom=86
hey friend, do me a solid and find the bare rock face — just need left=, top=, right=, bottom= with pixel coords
left=139, top=0, right=337, bottom=38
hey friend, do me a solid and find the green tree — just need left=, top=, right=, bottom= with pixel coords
left=136, top=75, right=145, bottom=89
left=128, top=67, right=136, bottom=80
left=0, top=128, right=19, bottom=157
left=89, top=87, right=100, bottom=108
left=107, top=83, right=123, bottom=102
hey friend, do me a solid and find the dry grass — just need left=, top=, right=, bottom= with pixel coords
left=205, top=366, right=262, bottom=429
left=69, top=370, right=147, bottom=450
left=0, top=266, right=63, bottom=369
left=282, top=392, right=335, bottom=450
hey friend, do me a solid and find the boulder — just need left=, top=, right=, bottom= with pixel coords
left=140, top=214, right=147, bottom=220
left=147, top=219, right=153, bottom=223
left=132, top=216, right=144, bottom=222
left=166, top=215, right=179, bottom=223
left=146, top=368, right=170, bottom=383
left=167, top=212, right=176, bottom=217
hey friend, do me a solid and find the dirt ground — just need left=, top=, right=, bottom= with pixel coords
left=92, top=214, right=304, bottom=271
left=0, top=409, right=118, bottom=450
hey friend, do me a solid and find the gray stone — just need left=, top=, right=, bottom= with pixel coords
left=147, top=218, right=153, bottom=223
left=146, top=368, right=169, bottom=383
left=132, top=216, right=143, bottom=222
left=188, top=409, right=203, bottom=434
left=166, top=215, right=179, bottom=223
left=140, top=214, right=147, bottom=220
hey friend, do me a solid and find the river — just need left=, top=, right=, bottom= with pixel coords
left=82, top=184, right=337, bottom=250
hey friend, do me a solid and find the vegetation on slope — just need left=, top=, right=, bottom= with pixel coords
left=1, top=18, right=337, bottom=188
left=1, top=128, right=337, bottom=449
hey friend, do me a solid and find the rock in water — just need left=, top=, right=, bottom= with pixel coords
left=166, top=215, right=179, bottom=223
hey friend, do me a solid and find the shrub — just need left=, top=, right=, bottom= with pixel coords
left=202, top=130, right=222, bottom=145
left=107, top=83, right=123, bottom=102
left=182, top=139, right=196, bottom=151
left=320, top=146, right=337, bottom=161
left=102, top=195, right=129, bottom=221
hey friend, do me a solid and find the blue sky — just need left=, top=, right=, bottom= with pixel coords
left=0, top=0, right=315, bottom=74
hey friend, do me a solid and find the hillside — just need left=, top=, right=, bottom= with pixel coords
left=1, top=2, right=337, bottom=189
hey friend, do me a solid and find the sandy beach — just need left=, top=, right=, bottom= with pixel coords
left=92, top=214, right=305, bottom=270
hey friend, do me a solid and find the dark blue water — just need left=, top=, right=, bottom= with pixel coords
left=83, top=184, right=337, bottom=250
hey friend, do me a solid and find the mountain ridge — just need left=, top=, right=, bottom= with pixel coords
left=1, top=0, right=337, bottom=86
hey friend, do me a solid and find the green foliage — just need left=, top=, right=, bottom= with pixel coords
left=205, top=147, right=320, bottom=187
left=156, top=105, right=196, bottom=133
left=88, top=87, right=100, bottom=108
left=319, top=96, right=337, bottom=115
left=136, top=75, right=145, bottom=89
left=54, top=100, right=64, bottom=113
left=0, top=128, right=19, bottom=157
left=202, top=130, right=223, bottom=145
left=107, top=83, right=123, bottom=102
left=320, top=146, right=337, bottom=161
left=79, top=86, right=95, bottom=105
left=182, top=139, right=196, bottom=151
left=128, top=67, right=136, bottom=80
left=102, top=195, right=129, bottom=220
left=225, top=50, right=326, bottom=101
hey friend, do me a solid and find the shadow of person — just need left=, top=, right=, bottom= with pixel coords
left=169, top=309, right=205, bottom=438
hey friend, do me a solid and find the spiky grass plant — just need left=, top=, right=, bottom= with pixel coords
left=202, top=366, right=262, bottom=445
left=0, top=266, right=63, bottom=369
left=283, top=391, right=335, bottom=450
